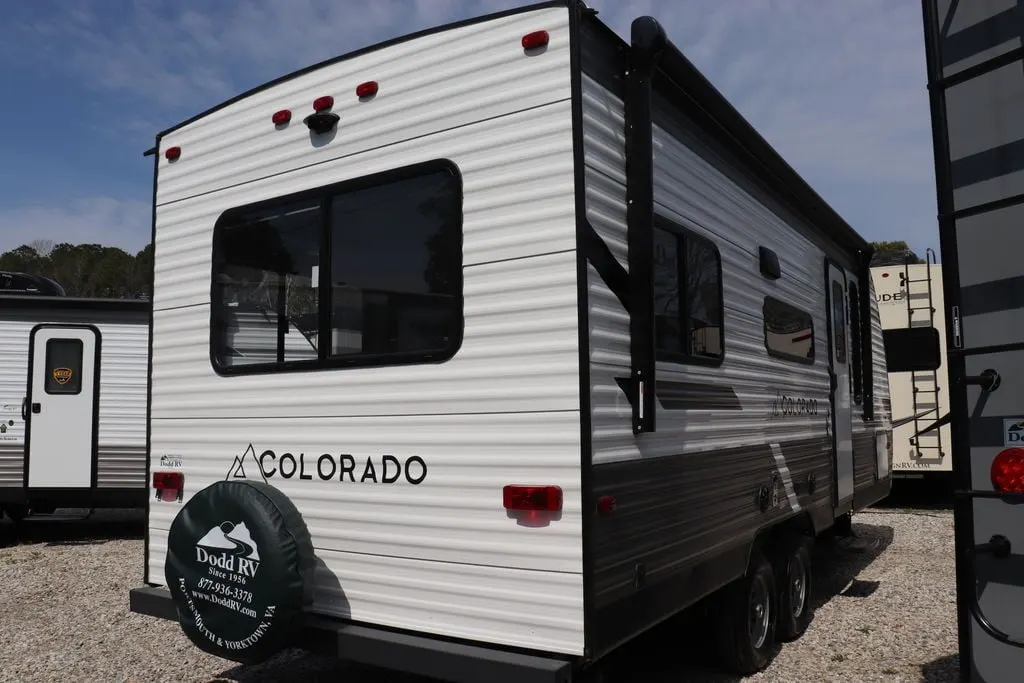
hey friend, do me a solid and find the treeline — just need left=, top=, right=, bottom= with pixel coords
left=0, top=240, right=152, bottom=299
left=0, top=238, right=923, bottom=300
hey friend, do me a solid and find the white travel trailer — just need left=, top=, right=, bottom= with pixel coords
left=871, top=252, right=952, bottom=487
left=127, top=2, right=902, bottom=679
left=0, top=291, right=151, bottom=520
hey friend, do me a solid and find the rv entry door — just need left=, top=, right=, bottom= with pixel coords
left=25, top=325, right=99, bottom=489
left=826, top=263, right=854, bottom=505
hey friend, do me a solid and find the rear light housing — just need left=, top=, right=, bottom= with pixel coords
left=991, top=448, right=1024, bottom=493
left=522, top=30, right=549, bottom=50
left=356, top=81, right=378, bottom=98
left=153, top=471, right=184, bottom=502
left=503, top=485, right=562, bottom=511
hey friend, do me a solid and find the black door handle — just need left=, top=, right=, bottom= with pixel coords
left=31, top=403, right=41, bottom=414
left=21, top=398, right=27, bottom=421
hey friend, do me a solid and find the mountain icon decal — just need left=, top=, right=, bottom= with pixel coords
left=196, top=521, right=260, bottom=560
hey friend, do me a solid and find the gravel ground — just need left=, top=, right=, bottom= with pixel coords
left=0, top=505, right=957, bottom=683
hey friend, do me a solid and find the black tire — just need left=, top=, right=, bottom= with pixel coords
left=776, top=538, right=813, bottom=642
left=712, top=550, right=779, bottom=675
left=165, top=479, right=317, bottom=665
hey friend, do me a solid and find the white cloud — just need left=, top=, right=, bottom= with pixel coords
left=4, top=0, right=941, bottom=256
left=0, top=197, right=151, bottom=255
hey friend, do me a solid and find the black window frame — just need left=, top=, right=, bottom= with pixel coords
left=209, top=158, right=464, bottom=377
left=44, top=338, right=84, bottom=395
left=831, top=280, right=847, bottom=365
left=848, top=281, right=864, bottom=405
left=651, top=214, right=725, bottom=367
left=762, top=295, right=815, bottom=365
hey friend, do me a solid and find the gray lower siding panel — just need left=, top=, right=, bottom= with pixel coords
left=0, top=443, right=23, bottom=487
left=589, top=437, right=832, bottom=612
left=0, top=444, right=145, bottom=489
left=853, top=430, right=878, bottom=490
left=96, top=446, right=148, bottom=488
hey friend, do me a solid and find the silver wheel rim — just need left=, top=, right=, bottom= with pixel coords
left=790, top=554, right=808, bottom=619
left=749, top=574, right=771, bottom=649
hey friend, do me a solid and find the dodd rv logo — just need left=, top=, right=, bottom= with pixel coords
left=52, top=367, right=73, bottom=385
left=195, top=521, right=261, bottom=578
left=1005, top=419, right=1024, bottom=446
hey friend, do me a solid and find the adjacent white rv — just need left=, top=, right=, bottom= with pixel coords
left=871, top=253, right=952, bottom=487
left=0, top=291, right=151, bottom=520
left=128, top=2, right=899, bottom=679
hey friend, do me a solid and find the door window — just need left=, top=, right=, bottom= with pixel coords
left=44, top=338, right=84, bottom=395
left=832, top=280, right=847, bottom=365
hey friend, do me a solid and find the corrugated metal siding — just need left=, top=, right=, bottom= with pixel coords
left=0, top=321, right=29, bottom=486
left=583, top=72, right=832, bottom=464
left=96, top=323, right=149, bottom=488
left=147, top=5, right=584, bottom=655
left=580, top=65, right=878, bottom=612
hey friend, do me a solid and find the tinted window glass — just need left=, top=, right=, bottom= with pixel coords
left=212, top=199, right=321, bottom=368
left=848, top=283, right=863, bottom=403
left=832, top=281, right=847, bottom=364
left=45, top=338, right=84, bottom=395
left=763, top=297, right=814, bottom=363
left=210, top=161, right=463, bottom=374
left=653, top=221, right=723, bottom=362
left=329, top=169, right=461, bottom=359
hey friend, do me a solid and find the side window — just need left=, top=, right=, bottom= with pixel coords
left=211, top=161, right=463, bottom=374
left=763, top=297, right=814, bottom=364
left=653, top=219, right=724, bottom=363
left=848, top=283, right=863, bottom=404
left=45, top=338, right=84, bottom=395
left=213, top=199, right=322, bottom=368
left=832, top=281, right=847, bottom=364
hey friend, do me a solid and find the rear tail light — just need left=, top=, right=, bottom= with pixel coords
left=521, top=30, right=549, bottom=50
left=991, top=448, right=1024, bottom=493
left=503, top=485, right=562, bottom=511
left=356, top=81, right=378, bottom=98
left=153, top=471, right=184, bottom=502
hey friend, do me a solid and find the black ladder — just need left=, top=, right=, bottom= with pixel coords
left=901, top=248, right=944, bottom=461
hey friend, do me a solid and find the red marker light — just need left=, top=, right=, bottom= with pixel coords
left=152, top=471, right=184, bottom=502
left=503, top=485, right=562, bottom=511
left=597, top=495, right=616, bottom=515
left=165, top=146, right=181, bottom=161
left=882, top=272, right=890, bottom=278
left=521, top=30, right=549, bottom=50
left=992, top=448, right=1024, bottom=493
left=313, top=95, right=334, bottom=112
left=356, top=81, right=378, bottom=98
left=272, top=109, right=291, bottom=125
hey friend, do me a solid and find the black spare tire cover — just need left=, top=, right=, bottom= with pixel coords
left=165, top=479, right=316, bottom=664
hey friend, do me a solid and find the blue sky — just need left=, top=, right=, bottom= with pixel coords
left=0, top=0, right=939, bottom=259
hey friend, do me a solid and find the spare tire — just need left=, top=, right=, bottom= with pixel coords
left=165, top=479, right=316, bottom=665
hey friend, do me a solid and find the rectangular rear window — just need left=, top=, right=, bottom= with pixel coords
left=45, top=338, right=84, bottom=395
left=211, top=160, right=463, bottom=375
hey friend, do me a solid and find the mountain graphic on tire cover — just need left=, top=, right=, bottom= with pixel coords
left=165, top=479, right=316, bottom=665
